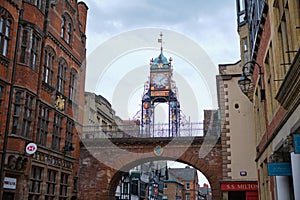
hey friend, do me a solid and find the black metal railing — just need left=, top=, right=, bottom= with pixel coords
left=81, top=122, right=220, bottom=139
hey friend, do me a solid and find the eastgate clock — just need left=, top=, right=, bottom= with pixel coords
left=151, top=73, right=168, bottom=89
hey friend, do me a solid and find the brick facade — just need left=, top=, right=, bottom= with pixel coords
left=0, top=1, right=87, bottom=199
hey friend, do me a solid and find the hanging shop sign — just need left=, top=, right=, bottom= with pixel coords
left=130, top=172, right=140, bottom=181
left=267, top=162, right=292, bottom=176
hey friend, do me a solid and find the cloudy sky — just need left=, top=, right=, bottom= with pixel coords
left=81, top=0, right=241, bottom=122
left=83, top=0, right=240, bottom=64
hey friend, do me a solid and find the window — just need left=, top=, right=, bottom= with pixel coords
left=20, top=29, right=28, bottom=63
left=52, top=114, right=62, bottom=151
left=65, top=120, right=74, bottom=155
left=19, top=27, right=41, bottom=70
left=0, top=85, right=3, bottom=101
left=69, top=68, right=77, bottom=101
left=57, top=59, right=67, bottom=94
left=186, top=182, right=190, bottom=190
left=24, top=0, right=44, bottom=11
left=0, top=85, right=3, bottom=128
left=123, top=182, right=129, bottom=194
left=131, top=180, right=138, bottom=195
left=34, top=0, right=44, bottom=10
left=275, top=1, right=293, bottom=79
left=67, top=23, right=71, bottom=44
left=37, top=105, right=50, bottom=146
left=0, top=8, right=12, bottom=56
left=43, top=46, right=55, bottom=86
left=29, top=166, right=43, bottom=200
left=185, top=193, right=190, bottom=200
left=60, top=173, right=69, bottom=200
left=21, top=93, right=34, bottom=138
left=61, top=17, right=65, bottom=38
left=30, top=33, right=39, bottom=70
left=242, top=37, right=248, bottom=62
left=237, top=0, right=246, bottom=24
left=73, top=177, right=78, bottom=192
left=140, top=182, right=146, bottom=197
left=12, top=91, right=21, bottom=134
left=46, top=170, right=57, bottom=200
left=60, top=14, right=73, bottom=45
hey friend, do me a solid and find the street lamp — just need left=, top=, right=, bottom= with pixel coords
left=238, top=60, right=265, bottom=101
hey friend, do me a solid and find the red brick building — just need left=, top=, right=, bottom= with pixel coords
left=0, top=1, right=88, bottom=199
left=167, top=167, right=199, bottom=200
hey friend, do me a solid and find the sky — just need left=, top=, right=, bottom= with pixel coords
left=82, top=0, right=240, bottom=123
left=80, top=0, right=241, bottom=186
left=83, top=0, right=240, bottom=64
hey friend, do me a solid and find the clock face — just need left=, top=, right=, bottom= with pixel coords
left=151, top=73, right=168, bottom=89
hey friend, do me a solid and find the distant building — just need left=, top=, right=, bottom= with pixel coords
left=82, top=92, right=140, bottom=139
left=163, top=170, right=184, bottom=200
left=167, top=167, right=199, bottom=200
left=116, top=161, right=168, bottom=200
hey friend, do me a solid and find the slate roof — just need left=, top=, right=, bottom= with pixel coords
left=168, top=167, right=196, bottom=181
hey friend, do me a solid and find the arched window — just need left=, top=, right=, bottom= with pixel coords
left=19, top=26, right=41, bottom=70
left=61, top=17, right=66, bottom=38
left=43, top=46, right=55, bottom=86
left=57, top=59, right=67, bottom=94
left=67, top=23, right=72, bottom=44
left=60, top=13, right=73, bottom=45
left=69, top=68, right=78, bottom=101
left=0, top=7, right=13, bottom=57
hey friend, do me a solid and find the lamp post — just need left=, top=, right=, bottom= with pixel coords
left=238, top=60, right=265, bottom=101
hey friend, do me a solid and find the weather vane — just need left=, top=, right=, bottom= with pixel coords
left=158, top=32, right=163, bottom=50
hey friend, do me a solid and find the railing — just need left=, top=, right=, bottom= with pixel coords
left=81, top=122, right=220, bottom=139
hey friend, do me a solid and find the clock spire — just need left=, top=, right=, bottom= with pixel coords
left=158, top=32, right=163, bottom=52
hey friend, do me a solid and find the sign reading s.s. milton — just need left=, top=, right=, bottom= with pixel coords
left=221, top=182, right=258, bottom=191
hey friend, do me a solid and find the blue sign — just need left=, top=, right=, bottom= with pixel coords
left=268, top=162, right=292, bottom=176
left=294, top=134, right=300, bottom=154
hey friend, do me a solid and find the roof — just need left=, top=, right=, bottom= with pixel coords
left=165, top=169, right=184, bottom=185
left=168, top=167, right=196, bottom=181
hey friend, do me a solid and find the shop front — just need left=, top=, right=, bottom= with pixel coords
left=220, top=181, right=258, bottom=200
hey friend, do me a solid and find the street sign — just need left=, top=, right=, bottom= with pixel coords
left=267, top=162, right=292, bottom=176
left=4, top=177, right=17, bottom=189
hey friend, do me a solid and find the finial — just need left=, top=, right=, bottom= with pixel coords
left=158, top=32, right=163, bottom=51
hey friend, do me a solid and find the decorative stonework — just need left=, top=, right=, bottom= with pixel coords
left=55, top=95, right=65, bottom=111
left=33, top=151, right=73, bottom=170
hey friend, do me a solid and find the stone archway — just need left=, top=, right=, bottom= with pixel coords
left=79, top=137, right=222, bottom=200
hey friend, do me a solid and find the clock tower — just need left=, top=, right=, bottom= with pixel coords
left=137, top=33, right=181, bottom=137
